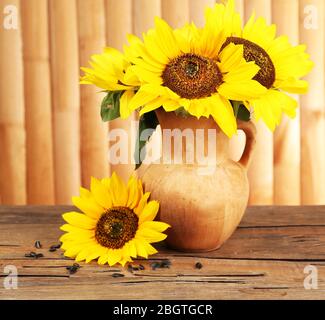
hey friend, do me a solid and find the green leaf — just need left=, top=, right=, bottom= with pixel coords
left=175, top=107, right=190, bottom=118
left=134, top=111, right=159, bottom=170
left=231, top=100, right=251, bottom=122
left=237, top=105, right=251, bottom=122
left=100, top=91, right=123, bottom=122
left=232, top=100, right=241, bottom=118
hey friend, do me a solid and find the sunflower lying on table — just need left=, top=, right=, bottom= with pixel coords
left=60, top=173, right=170, bottom=266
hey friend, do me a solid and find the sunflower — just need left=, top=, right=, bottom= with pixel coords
left=213, top=6, right=314, bottom=130
left=80, top=47, right=140, bottom=119
left=123, top=2, right=267, bottom=137
left=60, top=173, right=170, bottom=266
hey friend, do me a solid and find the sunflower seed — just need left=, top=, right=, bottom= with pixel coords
left=66, top=263, right=80, bottom=275
left=112, top=273, right=125, bottom=278
left=127, top=264, right=145, bottom=272
left=24, top=252, right=36, bottom=258
left=150, top=262, right=161, bottom=270
left=151, top=259, right=171, bottom=270
left=34, top=240, right=42, bottom=249
left=161, top=260, right=171, bottom=268
left=24, top=252, right=43, bottom=259
left=195, top=262, right=203, bottom=269
left=49, top=243, right=61, bottom=252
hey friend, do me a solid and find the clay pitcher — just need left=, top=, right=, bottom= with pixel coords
left=137, top=109, right=256, bottom=252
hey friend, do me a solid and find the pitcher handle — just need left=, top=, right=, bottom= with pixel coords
left=237, top=120, right=257, bottom=170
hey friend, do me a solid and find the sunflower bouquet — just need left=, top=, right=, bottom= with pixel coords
left=81, top=0, right=313, bottom=162
left=61, top=0, right=314, bottom=266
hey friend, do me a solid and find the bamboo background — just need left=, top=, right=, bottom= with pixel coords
left=0, top=0, right=324, bottom=205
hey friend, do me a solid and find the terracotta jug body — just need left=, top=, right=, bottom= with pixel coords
left=137, top=109, right=256, bottom=252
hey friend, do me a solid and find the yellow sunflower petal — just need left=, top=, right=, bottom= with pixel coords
left=140, top=221, right=171, bottom=233
left=219, top=43, right=246, bottom=73
left=128, top=85, right=159, bottom=112
left=141, top=240, right=158, bottom=255
left=218, top=44, right=266, bottom=101
left=136, top=228, right=168, bottom=243
left=101, top=177, right=110, bottom=188
left=184, top=99, right=207, bottom=119
left=274, top=78, right=309, bottom=95
left=134, top=238, right=148, bottom=258
left=62, top=240, right=97, bottom=252
left=110, top=172, right=128, bottom=206
left=250, top=89, right=297, bottom=131
left=120, top=90, right=135, bottom=119
left=107, top=249, right=123, bottom=266
left=139, top=97, right=167, bottom=116
left=75, top=245, right=96, bottom=262
left=98, top=249, right=110, bottom=265
left=174, top=23, right=197, bottom=53
left=271, top=90, right=298, bottom=119
left=126, top=33, right=166, bottom=68
left=120, top=246, right=132, bottom=266
left=134, top=192, right=151, bottom=216
left=162, top=100, right=180, bottom=112
left=60, top=223, right=82, bottom=232
left=63, top=244, right=86, bottom=259
left=207, top=95, right=237, bottom=138
left=269, top=39, right=314, bottom=80
left=143, top=32, right=170, bottom=66
left=128, top=240, right=137, bottom=258
left=154, top=17, right=180, bottom=60
left=218, top=80, right=267, bottom=101
left=126, top=176, right=141, bottom=209
left=243, top=15, right=276, bottom=51
left=131, top=65, right=163, bottom=85
left=138, top=200, right=159, bottom=224
left=72, top=194, right=103, bottom=220
left=123, top=66, right=141, bottom=87
left=137, top=179, right=144, bottom=197
left=90, top=177, right=112, bottom=209
left=62, top=212, right=96, bottom=229
left=80, top=47, right=136, bottom=91
left=85, top=246, right=107, bottom=263
left=59, top=229, right=94, bottom=242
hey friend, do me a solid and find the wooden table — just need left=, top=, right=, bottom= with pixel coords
left=1, top=206, right=325, bottom=300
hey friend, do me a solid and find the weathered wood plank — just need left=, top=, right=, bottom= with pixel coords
left=1, top=206, right=325, bottom=227
left=1, top=206, right=325, bottom=299
left=1, top=257, right=324, bottom=299
left=1, top=224, right=325, bottom=261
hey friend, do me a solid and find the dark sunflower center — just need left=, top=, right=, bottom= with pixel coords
left=95, top=207, right=138, bottom=249
left=162, top=53, right=223, bottom=99
left=221, top=37, right=276, bottom=89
